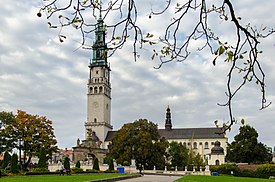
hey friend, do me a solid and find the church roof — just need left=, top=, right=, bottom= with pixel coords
left=105, top=127, right=225, bottom=142
left=105, top=131, right=117, bottom=141
left=158, top=127, right=226, bottom=139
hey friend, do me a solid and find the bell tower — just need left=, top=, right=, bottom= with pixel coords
left=85, top=13, right=112, bottom=146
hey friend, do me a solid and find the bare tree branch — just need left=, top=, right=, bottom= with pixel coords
left=38, top=0, right=274, bottom=132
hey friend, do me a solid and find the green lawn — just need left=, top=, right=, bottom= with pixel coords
left=175, top=175, right=272, bottom=182
left=0, top=173, right=133, bottom=182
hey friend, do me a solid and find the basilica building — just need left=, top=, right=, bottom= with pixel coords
left=72, top=13, right=227, bottom=166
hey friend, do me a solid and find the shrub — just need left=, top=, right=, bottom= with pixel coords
left=71, top=167, right=83, bottom=173
left=64, top=157, right=70, bottom=171
left=103, top=156, right=112, bottom=164
left=86, top=169, right=101, bottom=173
left=104, top=169, right=117, bottom=173
left=187, top=165, right=193, bottom=171
left=75, top=160, right=81, bottom=168
left=108, top=159, right=114, bottom=171
left=93, top=158, right=100, bottom=171
left=37, top=147, right=48, bottom=169
left=256, top=164, right=275, bottom=179
left=2, top=151, right=11, bottom=169
left=32, top=167, right=49, bottom=173
left=123, top=161, right=129, bottom=166
left=10, top=154, right=19, bottom=174
left=234, top=169, right=260, bottom=178
left=210, top=164, right=240, bottom=175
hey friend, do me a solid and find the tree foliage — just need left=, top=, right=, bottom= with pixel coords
left=64, top=156, right=71, bottom=170
left=109, top=119, right=168, bottom=170
left=15, top=110, right=57, bottom=169
left=75, top=160, right=81, bottom=168
left=0, top=111, right=17, bottom=154
left=168, top=141, right=189, bottom=168
left=0, top=110, right=57, bottom=170
left=92, top=157, right=100, bottom=171
left=10, top=153, right=19, bottom=174
left=37, top=147, right=48, bottom=169
left=38, top=0, right=274, bottom=131
left=226, top=124, right=272, bottom=164
left=2, top=151, right=11, bottom=169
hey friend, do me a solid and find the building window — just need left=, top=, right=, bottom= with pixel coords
left=183, top=142, right=186, bottom=147
left=94, top=87, right=98, bottom=93
left=215, top=160, right=220, bottom=165
left=193, top=142, right=197, bottom=149
left=94, top=118, right=97, bottom=123
left=199, top=142, right=202, bottom=145
left=99, top=86, right=103, bottom=93
left=205, top=142, right=209, bottom=149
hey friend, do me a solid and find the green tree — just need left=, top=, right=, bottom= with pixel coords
left=64, top=156, right=70, bottom=171
left=37, top=147, right=48, bottom=169
left=10, top=153, right=19, bottom=173
left=75, top=160, right=81, bottom=168
left=226, top=124, right=272, bottom=164
left=108, top=159, right=114, bottom=171
left=192, top=153, right=205, bottom=171
left=109, top=119, right=168, bottom=170
left=38, top=1, right=274, bottom=131
left=2, top=151, right=11, bottom=169
left=0, top=111, right=17, bottom=154
left=92, top=157, right=100, bottom=171
left=168, top=142, right=189, bottom=168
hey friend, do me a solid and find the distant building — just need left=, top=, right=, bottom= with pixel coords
left=52, top=148, right=73, bottom=163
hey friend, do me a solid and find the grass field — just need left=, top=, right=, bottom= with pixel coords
left=0, top=173, right=133, bottom=182
left=175, top=175, right=272, bottom=182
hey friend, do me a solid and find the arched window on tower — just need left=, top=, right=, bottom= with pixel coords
left=94, top=118, right=97, bottom=123
left=94, top=87, right=98, bottom=94
left=90, top=87, right=93, bottom=93
left=99, top=86, right=103, bottom=93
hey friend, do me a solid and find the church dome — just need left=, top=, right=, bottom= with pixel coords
left=211, top=141, right=224, bottom=155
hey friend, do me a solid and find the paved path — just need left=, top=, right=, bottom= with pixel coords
left=121, top=175, right=182, bottom=182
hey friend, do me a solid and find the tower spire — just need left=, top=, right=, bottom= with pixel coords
left=165, top=105, right=172, bottom=130
left=90, top=8, right=108, bottom=69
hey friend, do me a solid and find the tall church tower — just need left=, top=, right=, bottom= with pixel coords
left=85, top=13, right=112, bottom=145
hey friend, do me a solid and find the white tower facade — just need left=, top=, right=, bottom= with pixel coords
left=85, top=14, right=112, bottom=146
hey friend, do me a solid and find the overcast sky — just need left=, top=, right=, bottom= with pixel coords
left=1, top=1, right=275, bottom=150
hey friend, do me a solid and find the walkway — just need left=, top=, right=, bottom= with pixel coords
left=121, top=174, right=182, bottom=182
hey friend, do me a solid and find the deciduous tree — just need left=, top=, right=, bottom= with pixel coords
left=168, top=141, right=189, bottom=168
left=15, top=110, right=57, bottom=170
left=0, top=112, right=17, bottom=154
left=109, top=119, right=168, bottom=170
left=226, top=124, right=272, bottom=164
